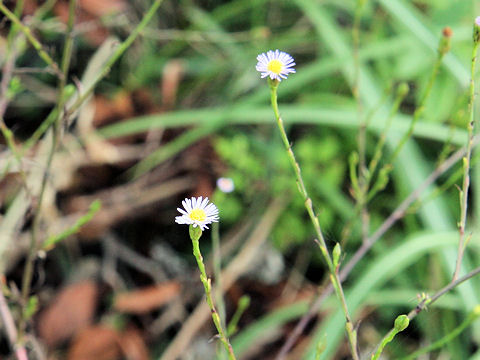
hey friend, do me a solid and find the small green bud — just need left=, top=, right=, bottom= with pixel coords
left=63, top=84, right=76, bottom=100
left=376, top=165, right=392, bottom=191
left=438, top=27, right=452, bottom=55
left=189, top=225, right=202, bottom=242
left=396, top=82, right=409, bottom=99
left=394, top=314, right=409, bottom=332
left=238, top=295, right=251, bottom=309
left=333, top=243, right=341, bottom=268
left=349, top=151, right=359, bottom=166
left=7, top=76, right=23, bottom=99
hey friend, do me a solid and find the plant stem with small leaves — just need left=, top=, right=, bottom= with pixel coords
left=268, top=78, right=359, bottom=360
left=189, top=226, right=236, bottom=360
left=454, top=29, right=480, bottom=280
left=0, top=1, right=61, bottom=76
left=371, top=265, right=480, bottom=359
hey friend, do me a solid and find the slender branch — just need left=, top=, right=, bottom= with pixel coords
left=268, top=78, right=359, bottom=360
left=390, top=28, right=451, bottom=163
left=371, top=266, right=480, bottom=358
left=0, top=1, right=61, bottom=76
left=352, top=0, right=368, bottom=243
left=0, top=17, right=34, bottom=211
left=190, top=227, right=236, bottom=360
left=65, top=0, right=165, bottom=118
left=401, top=307, right=480, bottom=360
left=21, top=0, right=77, bottom=321
left=453, top=30, right=479, bottom=280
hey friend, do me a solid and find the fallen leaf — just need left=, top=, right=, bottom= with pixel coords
left=160, top=60, right=184, bottom=111
left=118, top=327, right=150, bottom=360
left=80, top=0, right=127, bottom=17
left=38, top=281, right=99, bottom=347
left=68, top=325, right=121, bottom=360
left=114, top=282, right=180, bottom=314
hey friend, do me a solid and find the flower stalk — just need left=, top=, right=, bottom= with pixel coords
left=189, top=225, right=237, bottom=360
left=453, top=20, right=480, bottom=280
left=176, top=197, right=235, bottom=358
left=268, top=77, right=359, bottom=360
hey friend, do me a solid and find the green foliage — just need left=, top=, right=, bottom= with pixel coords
left=214, top=130, right=345, bottom=250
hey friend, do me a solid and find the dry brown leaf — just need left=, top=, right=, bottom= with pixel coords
left=80, top=0, right=127, bottom=17
left=114, top=282, right=180, bottom=314
left=23, top=0, right=40, bottom=15
left=118, top=327, right=150, bottom=360
left=68, top=326, right=121, bottom=360
left=93, top=93, right=134, bottom=128
left=38, top=281, right=99, bottom=347
left=161, top=60, right=184, bottom=111
left=54, top=0, right=126, bottom=45
left=0, top=173, right=22, bottom=208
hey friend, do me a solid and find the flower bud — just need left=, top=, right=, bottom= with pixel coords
left=333, top=243, right=341, bottom=268
left=396, top=82, right=409, bottom=99
left=439, top=27, right=452, bottom=55
left=394, top=314, right=409, bottom=332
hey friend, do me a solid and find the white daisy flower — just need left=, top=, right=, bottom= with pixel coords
left=175, top=196, right=219, bottom=231
left=256, top=49, right=296, bottom=81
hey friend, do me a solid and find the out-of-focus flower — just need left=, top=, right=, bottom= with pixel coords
left=216, top=177, right=235, bottom=193
left=255, top=50, right=296, bottom=81
left=175, top=197, right=219, bottom=231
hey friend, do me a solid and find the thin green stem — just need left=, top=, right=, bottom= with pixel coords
left=20, top=0, right=77, bottom=326
left=226, top=296, right=250, bottom=337
left=0, top=1, right=60, bottom=76
left=190, top=227, right=236, bottom=360
left=211, top=222, right=227, bottom=359
left=65, top=0, right=165, bottom=117
left=454, top=39, right=479, bottom=280
left=268, top=78, right=359, bottom=360
left=352, top=0, right=368, bottom=243
left=6, top=0, right=24, bottom=44
left=401, top=306, right=480, bottom=360
left=371, top=266, right=480, bottom=359
left=367, top=84, right=408, bottom=185
left=390, top=31, right=450, bottom=163
left=371, top=315, right=409, bottom=360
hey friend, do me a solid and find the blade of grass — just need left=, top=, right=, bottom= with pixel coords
left=99, top=106, right=468, bottom=146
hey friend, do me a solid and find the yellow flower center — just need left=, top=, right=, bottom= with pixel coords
left=267, top=59, right=283, bottom=74
left=189, top=209, right=206, bottom=222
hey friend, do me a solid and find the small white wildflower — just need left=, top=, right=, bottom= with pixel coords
left=175, top=196, right=219, bottom=231
left=216, top=177, right=235, bottom=193
left=255, top=49, right=296, bottom=81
